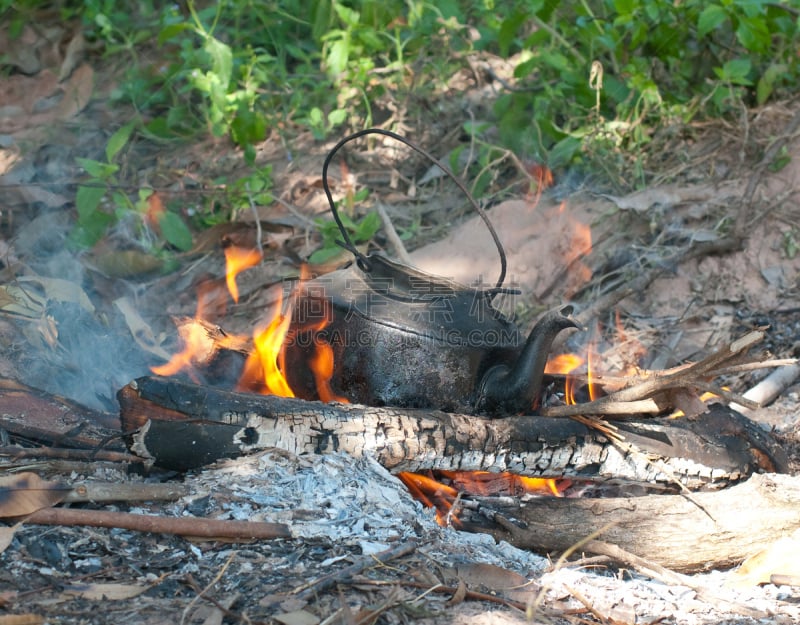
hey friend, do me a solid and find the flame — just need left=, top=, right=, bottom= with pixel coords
left=397, top=471, right=461, bottom=526
left=150, top=319, right=211, bottom=378
left=224, top=245, right=262, bottom=303
left=310, top=340, right=349, bottom=403
left=398, top=470, right=569, bottom=527
left=238, top=296, right=295, bottom=397
left=545, top=352, right=584, bottom=405
left=556, top=202, right=593, bottom=298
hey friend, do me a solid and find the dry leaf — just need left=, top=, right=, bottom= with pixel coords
left=53, top=63, right=93, bottom=120
left=444, top=579, right=467, bottom=606
left=60, top=582, right=150, bottom=601
left=114, top=296, right=171, bottom=360
left=16, top=276, right=95, bottom=313
left=58, top=31, right=86, bottom=82
left=0, top=472, right=71, bottom=518
left=273, top=609, right=320, bottom=625
left=0, top=614, right=45, bottom=625
left=0, top=523, right=20, bottom=554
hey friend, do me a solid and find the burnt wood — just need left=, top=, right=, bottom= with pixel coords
left=118, top=376, right=787, bottom=484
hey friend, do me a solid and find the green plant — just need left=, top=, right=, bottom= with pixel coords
left=309, top=202, right=379, bottom=264
left=72, top=122, right=193, bottom=252
left=490, top=0, right=800, bottom=182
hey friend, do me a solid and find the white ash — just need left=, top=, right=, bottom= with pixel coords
left=175, top=449, right=799, bottom=624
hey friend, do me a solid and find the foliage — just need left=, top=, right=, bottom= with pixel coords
left=309, top=190, right=379, bottom=264
left=4, top=0, right=798, bottom=254
left=72, top=121, right=193, bottom=252
left=489, top=0, right=800, bottom=179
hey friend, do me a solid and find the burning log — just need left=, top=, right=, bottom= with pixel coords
left=118, top=375, right=787, bottom=484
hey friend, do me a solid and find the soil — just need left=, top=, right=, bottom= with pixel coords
left=1, top=15, right=800, bottom=625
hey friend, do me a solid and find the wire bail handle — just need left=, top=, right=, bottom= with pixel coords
left=321, top=128, right=508, bottom=290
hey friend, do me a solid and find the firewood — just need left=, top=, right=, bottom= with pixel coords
left=118, top=376, right=788, bottom=486
left=464, top=473, right=800, bottom=573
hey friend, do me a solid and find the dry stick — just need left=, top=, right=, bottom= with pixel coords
left=289, top=540, right=418, bottom=601
left=21, top=507, right=291, bottom=539
left=0, top=446, right=140, bottom=463
left=64, top=481, right=189, bottom=504
left=584, top=540, right=768, bottom=620
left=731, top=363, right=800, bottom=416
left=351, top=579, right=530, bottom=612
left=541, top=330, right=764, bottom=417
left=375, top=201, right=413, bottom=265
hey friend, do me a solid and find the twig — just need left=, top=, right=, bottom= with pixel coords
left=0, top=446, right=139, bottom=463
left=181, top=552, right=236, bottom=625
left=290, top=540, right=418, bottom=601
left=64, top=481, right=189, bottom=504
left=542, top=331, right=765, bottom=417
left=20, top=507, right=291, bottom=539
left=375, top=201, right=413, bottom=265
left=584, top=540, right=768, bottom=619
left=731, top=362, right=800, bottom=416
left=351, top=579, right=530, bottom=612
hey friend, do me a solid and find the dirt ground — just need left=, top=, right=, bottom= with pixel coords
left=2, top=17, right=800, bottom=625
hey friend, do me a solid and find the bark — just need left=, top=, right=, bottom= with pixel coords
left=461, top=472, right=800, bottom=573
left=118, top=376, right=787, bottom=486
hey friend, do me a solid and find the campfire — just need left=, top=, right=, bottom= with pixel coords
left=113, top=130, right=793, bottom=574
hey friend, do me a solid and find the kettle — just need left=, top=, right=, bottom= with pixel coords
left=282, top=129, right=580, bottom=416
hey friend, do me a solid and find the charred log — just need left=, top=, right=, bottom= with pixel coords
left=118, top=376, right=787, bottom=485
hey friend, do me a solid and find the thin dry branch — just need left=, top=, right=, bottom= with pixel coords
left=20, top=507, right=291, bottom=540
left=541, top=330, right=766, bottom=417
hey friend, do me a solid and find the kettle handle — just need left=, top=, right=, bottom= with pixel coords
left=321, top=128, right=508, bottom=290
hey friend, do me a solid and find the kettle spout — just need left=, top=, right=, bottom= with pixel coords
left=476, top=305, right=581, bottom=416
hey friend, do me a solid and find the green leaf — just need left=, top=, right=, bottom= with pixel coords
left=497, top=10, right=527, bottom=57
left=70, top=212, right=114, bottom=248
left=756, top=63, right=788, bottom=105
left=333, top=3, right=360, bottom=28
left=327, top=108, right=347, bottom=128
left=203, top=36, right=233, bottom=87
left=75, top=185, right=106, bottom=221
left=697, top=5, right=727, bottom=38
left=715, top=58, right=753, bottom=85
left=158, top=211, right=193, bottom=251
left=326, top=37, right=350, bottom=76
left=547, top=135, right=582, bottom=169
left=230, top=108, right=267, bottom=148
left=353, top=212, right=380, bottom=242
left=158, top=22, right=192, bottom=44
left=736, top=17, right=770, bottom=53
left=105, top=120, right=136, bottom=162
left=308, top=245, right=345, bottom=265
left=76, top=158, right=119, bottom=181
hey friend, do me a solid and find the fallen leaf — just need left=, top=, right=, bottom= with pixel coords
left=58, top=31, right=86, bottom=82
left=88, top=249, right=164, bottom=278
left=0, top=522, right=20, bottom=554
left=16, top=276, right=95, bottom=313
left=444, top=579, right=467, bottom=606
left=0, top=472, right=71, bottom=518
left=273, top=609, right=320, bottom=625
left=0, top=614, right=45, bottom=625
left=53, top=63, right=93, bottom=120
left=114, top=296, right=171, bottom=360
left=60, top=582, right=150, bottom=601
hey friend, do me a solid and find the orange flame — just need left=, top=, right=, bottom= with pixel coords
left=397, top=470, right=569, bottom=527
left=310, top=340, right=349, bottom=403
left=224, top=246, right=262, bottom=303
left=237, top=295, right=295, bottom=397
left=545, top=352, right=584, bottom=405
left=397, top=472, right=460, bottom=526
